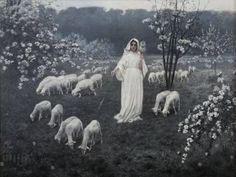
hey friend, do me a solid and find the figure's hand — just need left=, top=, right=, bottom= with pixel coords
left=111, top=68, right=117, bottom=77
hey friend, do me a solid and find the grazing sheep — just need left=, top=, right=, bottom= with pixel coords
left=30, top=100, right=51, bottom=121
left=188, top=66, right=196, bottom=73
left=77, top=73, right=86, bottom=82
left=148, top=72, right=156, bottom=84
left=83, top=69, right=92, bottom=77
left=36, top=76, right=57, bottom=94
left=48, top=104, right=63, bottom=128
left=40, top=79, right=63, bottom=96
left=72, top=79, right=96, bottom=97
left=180, top=70, right=190, bottom=82
left=152, top=90, right=171, bottom=115
left=162, top=91, right=180, bottom=117
left=64, top=74, right=78, bottom=91
left=78, top=120, right=102, bottom=155
left=90, top=74, right=103, bottom=88
left=155, top=70, right=165, bottom=83
left=93, top=67, right=103, bottom=74
left=55, top=116, right=83, bottom=149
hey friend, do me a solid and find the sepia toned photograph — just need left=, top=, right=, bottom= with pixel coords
left=0, top=0, right=235, bottom=177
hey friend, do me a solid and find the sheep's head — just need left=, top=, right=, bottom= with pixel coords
left=162, top=110, right=169, bottom=117
left=72, top=89, right=79, bottom=96
left=54, top=134, right=61, bottom=143
left=66, top=141, right=76, bottom=150
left=30, top=113, right=36, bottom=121
left=48, top=122, right=56, bottom=128
left=78, top=145, right=90, bottom=155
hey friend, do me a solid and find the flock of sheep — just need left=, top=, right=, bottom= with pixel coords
left=148, top=66, right=196, bottom=84
left=148, top=65, right=196, bottom=117
left=29, top=66, right=109, bottom=154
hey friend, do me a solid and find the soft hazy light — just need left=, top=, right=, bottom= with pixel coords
left=40, top=0, right=236, bottom=12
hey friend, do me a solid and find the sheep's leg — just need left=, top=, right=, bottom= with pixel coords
left=100, top=129, right=103, bottom=144
left=39, top=111, right=43, bottom=121
left=173, top=102, right=177, bottom=114
left=178, top=99, right=180, bottom=111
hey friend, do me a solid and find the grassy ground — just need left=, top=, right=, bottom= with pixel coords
left=0, top=56, right=235, bottom=177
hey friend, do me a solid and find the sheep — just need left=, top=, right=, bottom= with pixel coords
left=175, top=69, right=182, bottom=81
left=72, top=79, right=96, bottom=97
left=162, top=91, right=180, bottom=117
left=54, top=116, right=83, bottom=149
left=155, top=70, right=165, bottom=83
left=40, top=79, right=63, bottom=96
left=188, top=66, right=196, bottom=73
left=77, top=73, right=86, bottom=82
left=78, top=120, right=102, bottom=155
left=30, top=100, right=51, bottom=121
left=83, top=69, right=92, bottom=76
left=180, top=70, right=190, bottom=82
left=36, top=76, right=57, bottom=94
left=90, top=74, right=103, bottom=88
left=152, top=90, right=171, bottom=115
left=64, top=74, right=78, bottom=91
left=93, top=66, right=103, bottom=74
left=47, top=104, right=63, bottom=128
left=148, top=72, right=156, bottom=84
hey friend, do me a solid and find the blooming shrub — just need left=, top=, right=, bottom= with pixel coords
left=178, top=75, right=235, bottom=163
left=0, top=2, right=85, bottom=89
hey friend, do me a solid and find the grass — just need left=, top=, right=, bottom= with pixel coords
left=0, top=56, right=235, bottom=177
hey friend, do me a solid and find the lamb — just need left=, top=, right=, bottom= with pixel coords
left=78, top=120, right=102, bottom=155
left=148, top=72, right=156, bottom=84
left=180, top=70, right=190, bottom=82
left=162, top=91, right=180, bottom=117
left=152, top=90, right=171, bottom=115
left=77, top=73, right=86, bottom=82
left=36, top=76, right=57, bottom=94
left=47, top=104, right=63, bottom=128
left=40, top=79, right=63, bottom=96
left=90, top=74, right=103, bottom=88
left=155, top=71, right=165, bottom=83
left=72, top=79, right=96, bottom=97
left=30, top=100, right=51, bottom=121
left=93, top=67, right=103, bottom=74
left=54, top=116, right=83, bottom=149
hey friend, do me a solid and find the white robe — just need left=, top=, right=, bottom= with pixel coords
left=114, top=51, right=148, bottom=123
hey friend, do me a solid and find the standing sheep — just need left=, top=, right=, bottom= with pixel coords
left=30, top=100, right=51, bottom=121
left=162, top=91, right=180, bottom=117
left=48, top=104, right=63, bottom=128
left=78, top=120, right=102, bottom=155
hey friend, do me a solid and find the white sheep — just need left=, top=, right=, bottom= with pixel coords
left=78, top=120, right=102, bottom=155
left=40, top=79, right=63, bottom=96
left=64, top=74, right=78, bottom=91
left=180, top=70, right=190, bottom=82
left=155, top=70, right=165, bottom=83
left=30, top=100, right=51, bottom=121
left=77, top=73, right=86, bottom=82
left=48, top=104, right=63, bottom=128
left=83, top=69, right=92, bottom=76
left=72, top=79, right=96, bottom=97
left=36, top=76, right=57, bottom=94
left=90, top=74, right=103, bottom=88
left=152, top=90, right=171, bottom=115
left=54, top=116, right=83, bottom=149
left=162, top=91, right=180, bottom=117
left=93, top=67, right=103, bottom=74
left=148, top=72, right=156, bottom=84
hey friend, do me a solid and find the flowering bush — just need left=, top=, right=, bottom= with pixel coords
left=178, top=75, right=235, bottom=163
left=0, top=2, right=84, bottom=89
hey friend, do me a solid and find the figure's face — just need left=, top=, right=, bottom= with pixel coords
left=130, top=41, right=137, bottom=52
